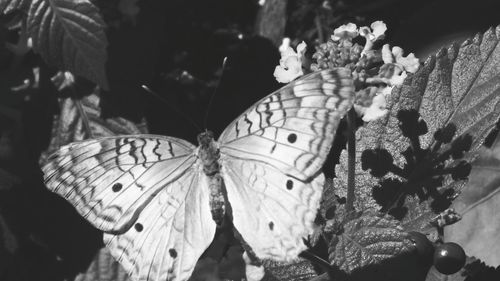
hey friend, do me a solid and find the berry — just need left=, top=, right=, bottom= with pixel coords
left=408, top=231, right=434, bottom=264
left=433, top=242, right=466, bottom=275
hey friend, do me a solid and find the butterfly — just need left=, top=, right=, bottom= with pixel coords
left=42, top=68, right=355, bottom=281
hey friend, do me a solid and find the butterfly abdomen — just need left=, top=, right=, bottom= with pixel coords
left=197, top=131, right=226, bottom=225
left=207, top=174, right=225, bottom=225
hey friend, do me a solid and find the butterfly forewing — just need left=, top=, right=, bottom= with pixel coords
left=218, top=69, right=354, bottom=261
left=218, top=69, right=355, bottom=180
left=43, top=135, right=197, bottom=233
left=104, top=167, right=216, bottom=281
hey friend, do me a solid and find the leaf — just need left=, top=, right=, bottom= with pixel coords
left=262, top=259, right=317, bottom=281
left=118, top=0, right=140, bottom=25
left=444, top=130, right=500, bottom=267
left=27, top=0, right=109, bottom=89
left=40, top=90, right=147, bottom=163
left=425, top=256, right=478, bottom=281
left=74, top=247, right=130, bottom=281
left=0, top=0, right=31, bottom=14
left=425, top=266, right=466, bottom=281
left=0, top=168, right=20, bottom=191
left=329, top=210, right=412, bottom=273
left=334, top=26, right=500, bottom=231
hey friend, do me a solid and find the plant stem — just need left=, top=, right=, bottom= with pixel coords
left=314, top=13, right=324, bottom=43
left=345, top=108, right=356, bottom=213
left=70, top=86, right=94, bottom=139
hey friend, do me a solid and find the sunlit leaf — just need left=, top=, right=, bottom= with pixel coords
left=335, top=26, right=500, bottom=232
left=329, top=210, right=412, bottom=272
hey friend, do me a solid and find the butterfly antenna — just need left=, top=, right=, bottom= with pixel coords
left=141, top=85, right=202, bottom=132
left=203, top=57, right=228, bottom=130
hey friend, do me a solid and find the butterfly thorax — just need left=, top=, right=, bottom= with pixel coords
left=197, top=131, right=221, bottom=175
left=197, top=131, right=225, bottom=225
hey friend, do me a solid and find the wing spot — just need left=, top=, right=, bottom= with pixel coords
left=134, top=223, right=143, bottom=232
left=169, top=248, right=177, bottom=258
left=112, top=183, right=122, bottom=192
left=269, top=221, right=274, bottom=231
left=287, top=133, right=297, bottom=143
left=286, top=179, right=294, bottom=190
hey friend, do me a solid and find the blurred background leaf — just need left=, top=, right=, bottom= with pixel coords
left=445, top=128, right=500, bottom=267
left=27, top=0, right=109, bottom=89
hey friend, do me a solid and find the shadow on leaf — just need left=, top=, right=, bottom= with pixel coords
left=361, top=110, right=473, bottom=219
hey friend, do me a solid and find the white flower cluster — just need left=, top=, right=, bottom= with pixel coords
left=274, top=21, right=421, bottom=122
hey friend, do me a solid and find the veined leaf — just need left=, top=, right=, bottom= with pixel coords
left=27, top=0, right=108, bottom=89
left=329, top=210, right=412, bottom=273
left=444, top=130, right=500, bottom=267
left=335, top=26, right=500, bottom=231
left=0, top=0, right=31, bottom=14
left=39, top=90, right=147, bottom=164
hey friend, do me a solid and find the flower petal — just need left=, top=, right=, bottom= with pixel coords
left=381, top=44, right=393, bottom=63
left=370, top=21, right=387, bottom=40
left=397, top=53, right=420, bottom=73
left=332, top=23, right=358, bottom=41
left=362, top=93, right=388, bottom=122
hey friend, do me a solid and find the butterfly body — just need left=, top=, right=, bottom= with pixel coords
left=196, top=130, right=226, bottom=225
left=43, top=69, right=355, bottom=281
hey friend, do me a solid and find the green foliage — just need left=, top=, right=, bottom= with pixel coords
left=28, top=0, right=108, bottom=89
left=334, top=26, right=500, bottom=234
left=445, top=128, right=500, bottom=267
left=328, top=210, right=412, bottom=273
left=2, top=0, right=108, bottom=89
left=40, top=87, right=147, bottom=163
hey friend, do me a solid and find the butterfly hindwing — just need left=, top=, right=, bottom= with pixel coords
left=43, top=135, right=197, bottom=232
left=218, top=69, right=355, bottom=181
left=222, top=158, right=323, bottom=261
left=103, top=167, right=216, bottom=281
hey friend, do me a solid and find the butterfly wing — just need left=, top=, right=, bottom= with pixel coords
left=222, top=158, right=323, bottom=261
left=103, top=167, right=216, bottom=281
left=218, top=69, right=354, bottom=181
left=218, top=69, right=355, bottom=261
left=43, top=135, right=197, bottom=233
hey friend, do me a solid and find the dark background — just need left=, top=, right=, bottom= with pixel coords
left=1, top=0, right=500, bottom=280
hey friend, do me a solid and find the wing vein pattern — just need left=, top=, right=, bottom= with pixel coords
left=219, top=69, right=355, bottom=261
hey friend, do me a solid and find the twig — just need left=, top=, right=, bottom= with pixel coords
left=69, top=86, right=94, bottom=139
left=314, top=13, right=324, bottom=43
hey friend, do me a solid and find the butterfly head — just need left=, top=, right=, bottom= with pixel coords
left=197, top=130, right=215, bottom=148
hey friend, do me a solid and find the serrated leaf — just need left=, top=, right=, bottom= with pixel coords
left=425, top=256, right=478, bottom=281
left=40, top=91, right=147, bottom=163
left=27, top=0, right=109, bottom=89
left=262, top=259, right=317, bottom=281
left=425, top=266, right=466, bottom=281
left=0, top=0, right=31, bottom=14
left=335, top=26, right=500, bottom=231
left=329, top=210, right=412, bottom=273
left=444, top=131, right=500, bottom=267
